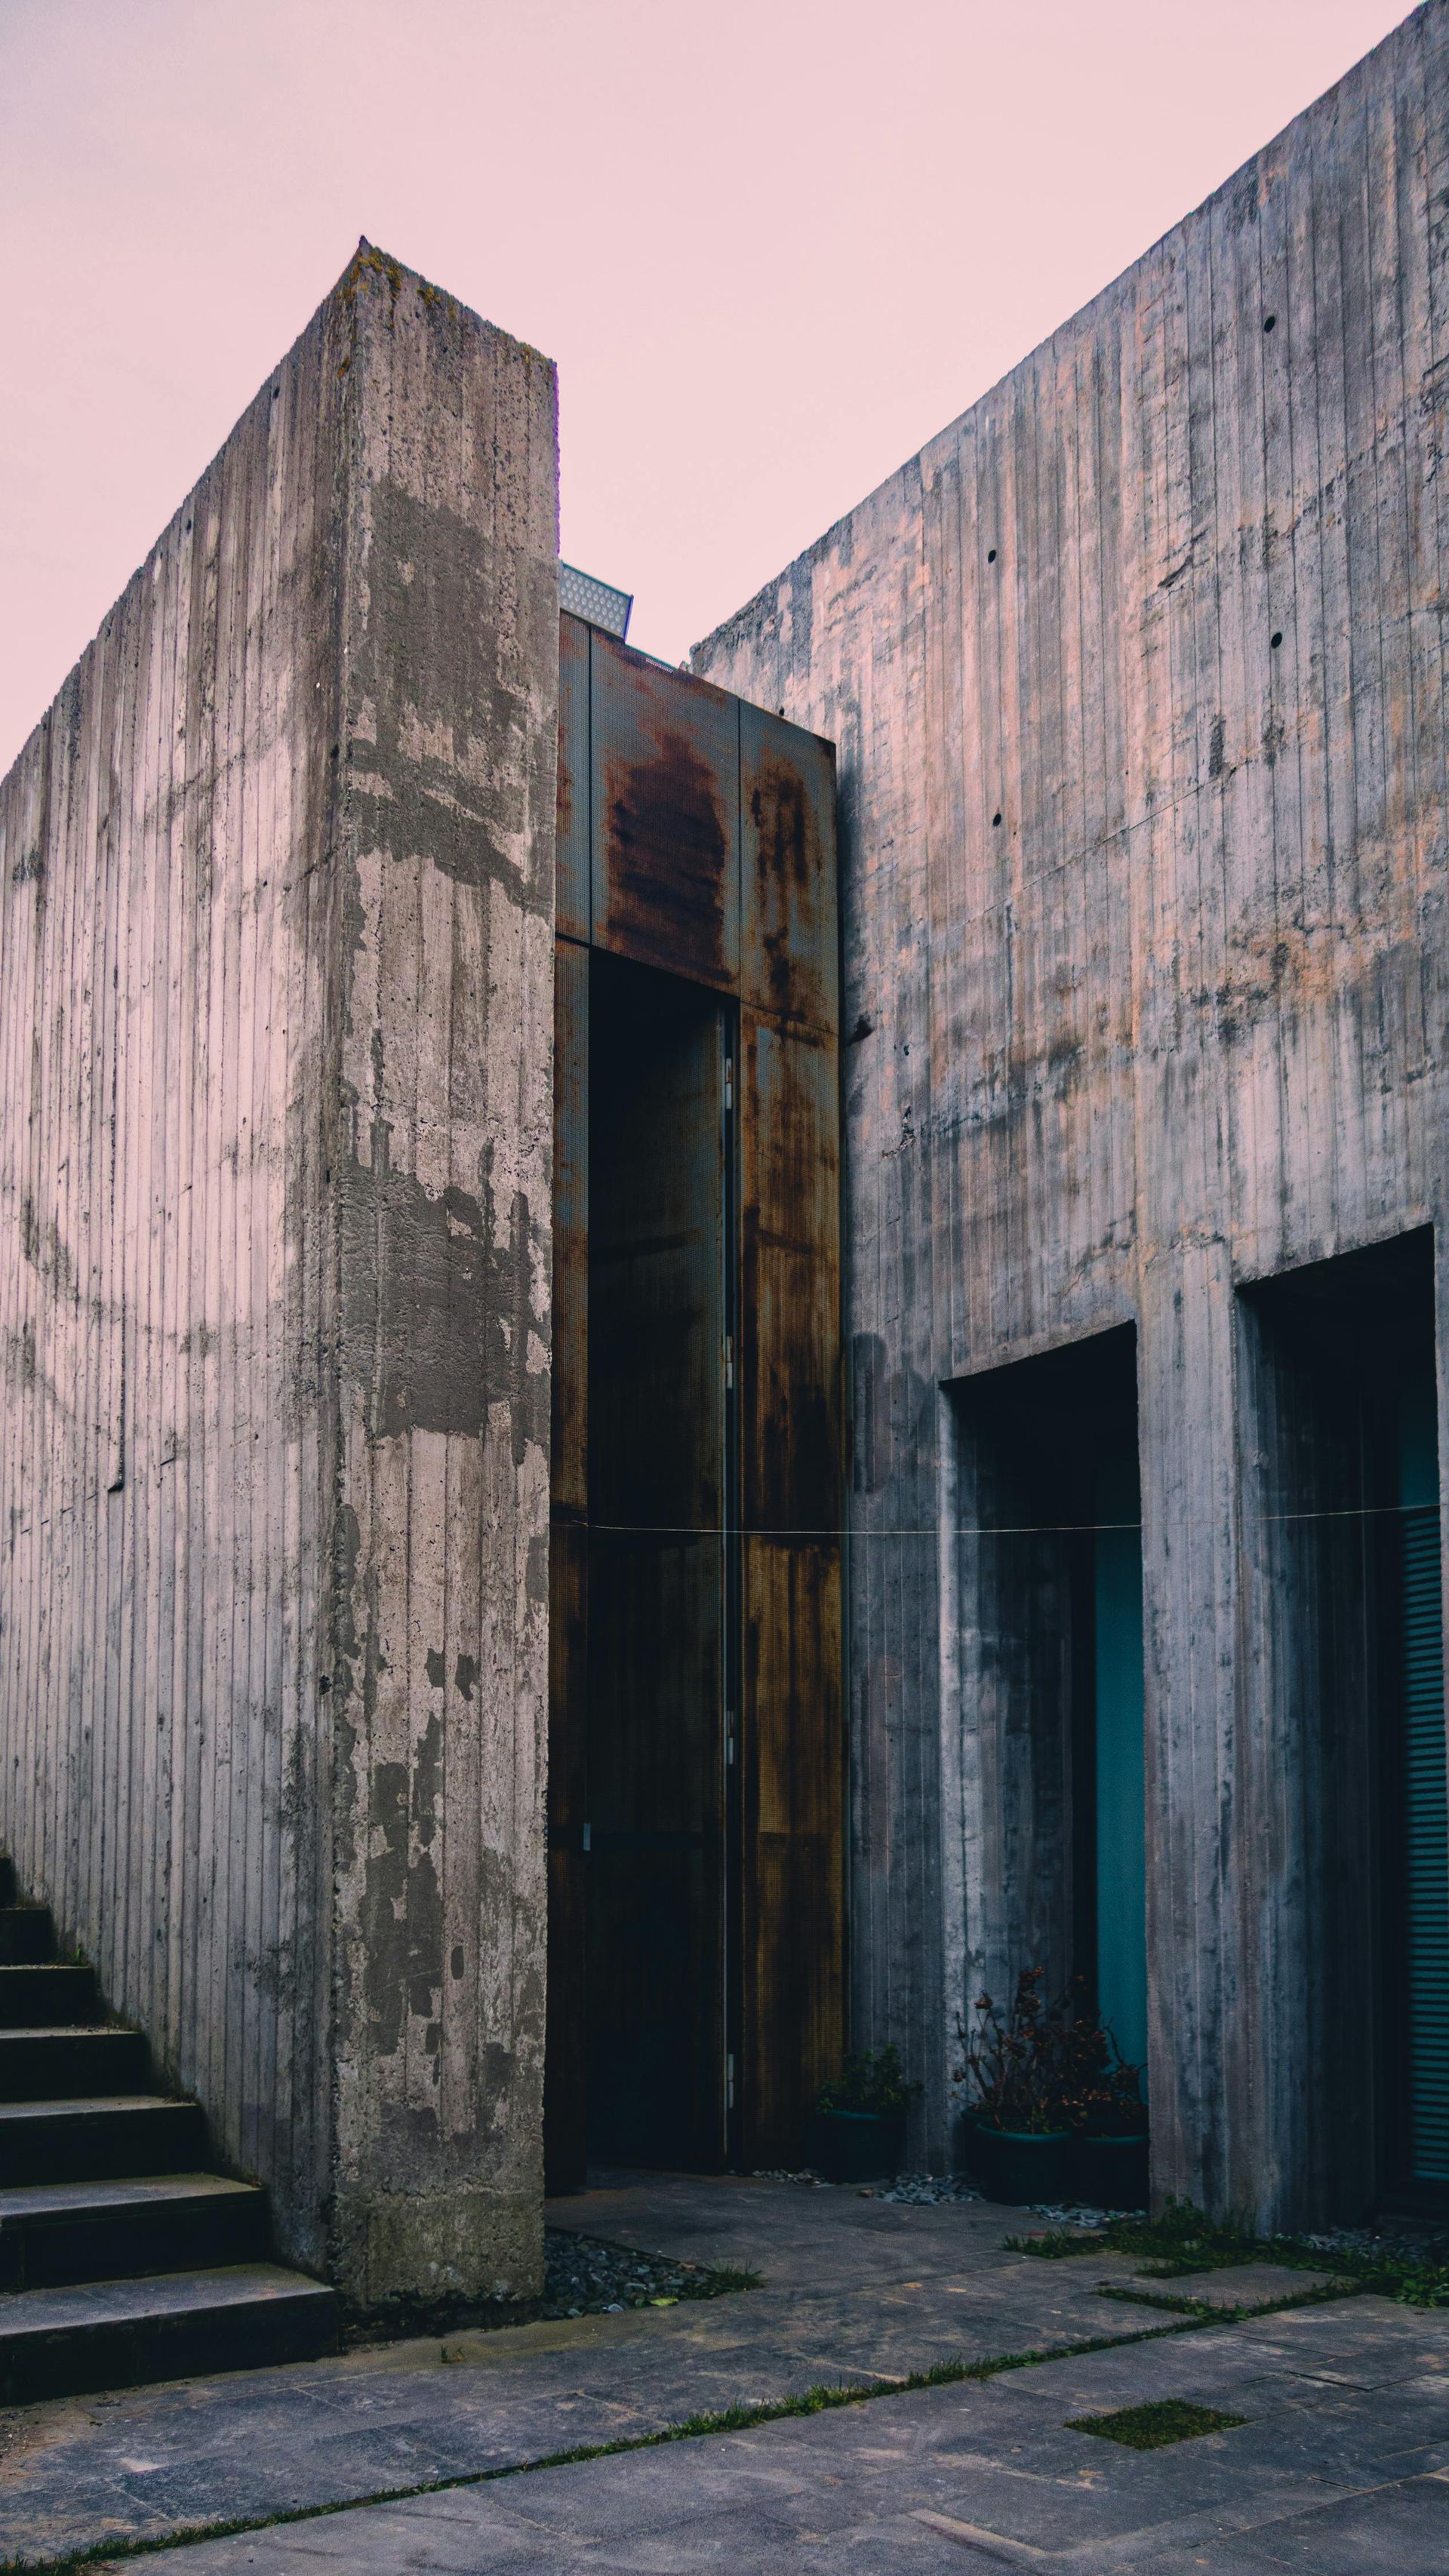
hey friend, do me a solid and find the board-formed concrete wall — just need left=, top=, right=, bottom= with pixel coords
left=695, top=0, right=1449, bottom=2227
left=0, top=245, right=558, bottom=2303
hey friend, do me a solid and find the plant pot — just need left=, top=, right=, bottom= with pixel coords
left=964, top=2118, right=1072, bottom=2206
left=804, top=2108, right=907, bottom=2184
left=1073, top=2132, right=1149, bottom=2210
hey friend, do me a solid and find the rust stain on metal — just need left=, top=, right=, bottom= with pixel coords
left=742, top=1535, right=843, bottom=2167
left=747, top=752, right=820, bottom=1019
left=555, top=611, right=590, bottom=939
left=601, top=733, right=729, bottom=980
left=740, top=706, right=837, bottom=1033
left=589, top=627, right=740, bottom=987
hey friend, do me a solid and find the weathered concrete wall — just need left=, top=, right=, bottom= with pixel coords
left=0, top=245, right=558, bottom=2301
left=695, top=0, right=1449, bottom=2227
left=328, top=254, right=558, bottom=2304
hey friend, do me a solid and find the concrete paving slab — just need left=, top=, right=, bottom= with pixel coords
left=76, top=2313, right=1449, bottom=2574
left=1225, top=2298, right=1449, bottom=2388
left=1088, top=2261, right=1341, bottom=2310
left=1140, top=2472, right=1449, bottom=2572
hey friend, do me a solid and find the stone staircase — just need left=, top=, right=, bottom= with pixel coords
left=0, top=1855, right=336, bottom=2402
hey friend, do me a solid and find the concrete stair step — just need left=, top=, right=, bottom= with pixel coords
left=0, top=2171, right=270, bottom=2290
left=0, top=1906, right=54, bottom=1964
left=0, top=1867, right=329, bottom=2398
left=0, top=2026, right=149, bottom=2101
left=0, top=2095, right=207, bottom=2186
left=0, top=2262, right=337, bottom=2402
left=0, top=1964, right=100, bottom=2027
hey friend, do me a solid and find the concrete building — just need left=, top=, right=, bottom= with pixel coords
left=2, top=0, right=1449, bottom=2365
left=695, top=0, right=1449, bottom=2232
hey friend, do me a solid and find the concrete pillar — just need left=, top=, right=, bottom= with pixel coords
left=326, top=251, right=558, bottom=2305
left=1138, top=1250, right=1246, bottom=2219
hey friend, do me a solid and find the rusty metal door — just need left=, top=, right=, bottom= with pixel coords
left=546, top=613, right=841, bottom=2187
left=584, top=951, right=734, bottom=2168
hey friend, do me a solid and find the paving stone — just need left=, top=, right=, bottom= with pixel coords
left=1139, top=2472, right=1449, bottom=2572
left=13, top=2180, right=1449, bottom=2575
left=81, top=2352, right=1449, bottom=2573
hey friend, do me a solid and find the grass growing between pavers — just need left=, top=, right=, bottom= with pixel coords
left=1065, top=2398, right=1247, bottom=2451
left=1091, top=2279, right=1361, bottom=2324
left=1007, top=2198, right=1449, bottom=2307
left=0, top=2312, right=1247, bottom=2576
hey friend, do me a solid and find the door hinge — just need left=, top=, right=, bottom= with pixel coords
left=725, top=1334, right=734, bottom=1389
left=727, top=2052, right=736, bottom=2110
left=724, top=1056, right=734, bottom=1112
left=582, top=1821, right=592, bottom=1852
left=725, top=1709, right=735, bottom=1766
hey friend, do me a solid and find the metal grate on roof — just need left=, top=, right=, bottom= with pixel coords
left=559, top=562, right=632, bottom=640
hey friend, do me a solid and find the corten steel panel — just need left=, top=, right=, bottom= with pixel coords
left=743, top=1537, right=844, bottom=2165
left=556, top=613, right=591, bottom=942
left=740, top=705, right=838, bottom=1033
left=590, top=629, right=741, bottom=989
left=740, top=1009, right=844, bottom=2165
left=546, top=936, right=589, bottom=2190
left=741, top=1014, right=841, bottom=1529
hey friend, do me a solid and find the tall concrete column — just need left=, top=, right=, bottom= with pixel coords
left=1138, top=1248, right=1247, bottom=2219
left=0, top=244, right=559, bottom=2307
left=328, top=251, right=558, bottom=2305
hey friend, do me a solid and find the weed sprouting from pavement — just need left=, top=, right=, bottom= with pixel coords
left=1066, top=2397, right=1247, bottom=2450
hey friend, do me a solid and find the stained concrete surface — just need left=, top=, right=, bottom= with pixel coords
left=0, top=2174, right=1438, bottom=2570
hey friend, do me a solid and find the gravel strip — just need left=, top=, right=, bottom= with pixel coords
left=1026, top=2207, right=1449, bottom=2259
left=1296, top=2221, right=1449, bottom=2261
left=752, top=2168, right=980, bottom=2206
left=541, top=2229, right=743, bottom=2318
left=873, top=2171, right=981, bottom=2205
left=1030, top=2200, right=1148, bottom=2228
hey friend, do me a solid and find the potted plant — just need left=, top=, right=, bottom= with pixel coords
left=955, top=1968, right=1073, bottom=2203
left=804, top=2047, right=919, bottom=2183
left=1058, top=1987, right=1149, bottom=2209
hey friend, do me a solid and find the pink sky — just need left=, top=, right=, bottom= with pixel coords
left=0, top=0, right=1412, bottom=774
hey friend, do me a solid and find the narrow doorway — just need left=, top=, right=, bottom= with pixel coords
left=1244, top=1228, right=1449, bottom=2209
left=583, top=951, right=737, bottom=2169
left=949, top=1327, right=1146, bottom=2060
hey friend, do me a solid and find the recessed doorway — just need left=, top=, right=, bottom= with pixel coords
left=947, top=1326, right=1146, bottom=2063
left=1244, top=1230, right=1449, bottom=2212
left=584, top=953, right=736, bottom=2169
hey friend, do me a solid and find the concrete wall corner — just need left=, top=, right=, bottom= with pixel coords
left=323, top=250, right=560, bottom=2307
